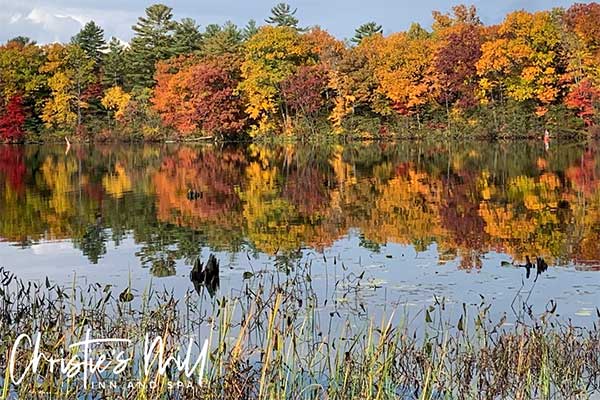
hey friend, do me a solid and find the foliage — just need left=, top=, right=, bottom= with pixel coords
left=281, top=64, right=328, bottom=118
left=372, top=31, right=434, bottom=118
left=101, top=86, right=132, bottom=120
left=0, top=96, right=26, bottom=142
left=2, top=3, right=600, bottom=140
left=172, top=17, right=203, bottom=54
left=565, top=79, right=600, bottom=126
left=431, top=14, right=483, bottom=112
left=71, top=21, right=107, bottom=64
left=40, top=44, right=95, bottom=130
left=102, top=37, right=127, bottom=87
left=352, top=22, right=383, bottom=44
left=126, top=4, right=178, bottom=89
left=153, top=55, right=247, bottom=137
left=265, top=3, right=300, bottom=29
left=238, top=26, right=313, bottom=134
left=477, top=10, right=567, bottom=116
left=201, top=21, right=243, bottom=56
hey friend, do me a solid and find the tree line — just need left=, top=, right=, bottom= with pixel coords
left=1, top=3, right=600, bottom=142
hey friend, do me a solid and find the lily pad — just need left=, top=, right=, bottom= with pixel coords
left=119, top=288, right=134, bottom=303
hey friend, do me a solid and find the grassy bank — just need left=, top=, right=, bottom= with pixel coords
left=0, top=266, right=598, bottom=399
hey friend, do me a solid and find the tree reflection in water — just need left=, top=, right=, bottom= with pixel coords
left=1, top=141, right=600, bottom=277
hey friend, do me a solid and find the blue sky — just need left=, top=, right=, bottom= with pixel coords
left=0, top=0, right=587, bottom=44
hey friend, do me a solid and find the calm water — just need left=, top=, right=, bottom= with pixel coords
left=0, top=141, right=598, bottom=325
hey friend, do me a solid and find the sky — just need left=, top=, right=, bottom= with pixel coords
left=0, top=0, right=588, bottom=44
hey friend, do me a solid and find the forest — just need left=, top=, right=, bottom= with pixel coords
left=1, top=2, right=600, bottom=142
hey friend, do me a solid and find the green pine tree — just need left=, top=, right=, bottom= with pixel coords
left=352, top=22, right=383, bottom=44
left=173, top=18, right=203, bottom=54
left=242, top=19, right=259, bottom=41
left=102, top=37, right=127, bottom=87
left=66, top=45, right=96, bottom=129
left=406, top=22, right=429, bottom=40
left=71, top=21, right=107, bottom=64
left=8, top=36, right=36, bottom=46
left=265, top=3, right=300, bottom=29
left=126, top=4, right=177, bottom=89
left=201, top=21, right=242, bottom=56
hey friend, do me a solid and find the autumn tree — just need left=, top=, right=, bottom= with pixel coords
left=328, top=39, right=381, bottom=129
left=432, top=4, right=480, bottom=31
left=0, top=40, right=45, bottom=100
left=281, top=64, right=328, bottom=119
left=41, top=44, right=95, bottom=130
left=303, top=27, right=346, bottom=68
left=373, top=29, right=434, bottom=124
left=477, top=10, right=567, bottom=116
left=431, top=6, right=483, bottom=121
left=565, top=79, right=600, bottom=126
left=563, top=3, right=600, bottom=85
left=153, top=56, right=247, bottom=137
left=101, top=86, right=132, bottom=121
left=238, top=26, right=313, bottom=133
left=0, top=96, right=26, bottom=142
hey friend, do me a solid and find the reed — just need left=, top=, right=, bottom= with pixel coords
left=0, top=266, right=598, bottom=399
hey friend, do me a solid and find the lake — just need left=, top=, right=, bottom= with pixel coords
left=0, top=141, right=598, bottom=327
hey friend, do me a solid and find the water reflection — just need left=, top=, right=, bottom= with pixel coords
left=1, top=141, right=599, bottom=276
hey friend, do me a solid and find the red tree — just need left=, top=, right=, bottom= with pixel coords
left=0, top=96, right=26, bottom=142
left=185, top=60, right=247, bottom=136
left=281, top=65, right=328, bottom=118
left=433, top=23, right=483, bottom=110
left=153, top=56, right=247, bottom=137
left=565, top=79, right=600, bottom=126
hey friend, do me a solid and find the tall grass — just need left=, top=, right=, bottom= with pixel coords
left=0, top=266, right=598, bottom=399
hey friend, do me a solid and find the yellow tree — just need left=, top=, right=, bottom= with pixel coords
left=372, top=26, right=434, bottom=126
left=101, top=86, right=131, bottom=121
left=0, top=39, right=46, bottom=101
left=476, top=10, right=566, bottom=115
left=328, top=36, right=383, bottom=129
left=238, top=26, right=313, bottom=134
left=41, top=44, right=95, bottom=130
left=563, top=3, right=600, bottom=86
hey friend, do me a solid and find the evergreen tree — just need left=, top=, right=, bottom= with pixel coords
left=242, top=19, right=259, bottom=41
left=202, top=22, right=243, bottom=56
left=407, top=22, right=429, bottom=40
left=265, top=3, right=300, bottom=29
left=68, top=45, right=96, bottom=129
left=352, top=22, right=383, bottom=44
left=172, top=18, right=203, bottom=54
left=204, top=24, right=222, bottom=39
left=127, top=4, right=177, bottom=89
left=71, top=21, right=107, bottom=64
left=7, top=36, right=35, bottom=46
left=102, top=37, right=127, bottom=87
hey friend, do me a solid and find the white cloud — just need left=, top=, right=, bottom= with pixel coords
left=25, top=7, right=83, bottom=32
left=9, top=13, right=22, bottom=24
left=0, top=0, right=582, bottom=45
left=0, top=2, right=136, bottom=44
